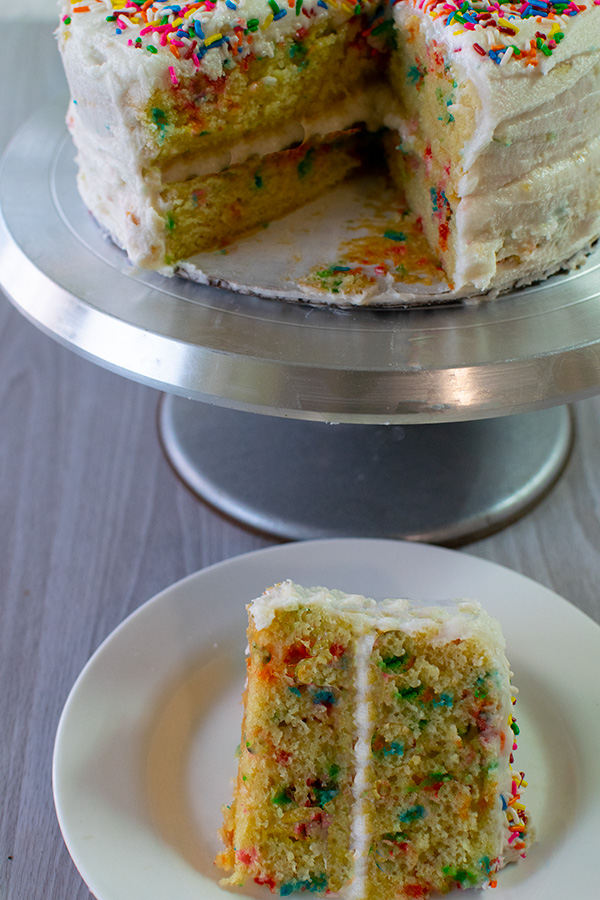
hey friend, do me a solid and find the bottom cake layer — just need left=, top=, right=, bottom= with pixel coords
left=161, top=130, right=369, bottom=265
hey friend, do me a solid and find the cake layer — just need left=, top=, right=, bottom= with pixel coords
left=218, top=591, right=363, bottom=893
left=366, top=627, right=514, bottom=897
left=159, top=85, right=394, bottom=181
left=217, top=582, right=531, bottom=898
left=70, top=102, right=371, bottom=263
left=58, top=2, right=389, bottom=164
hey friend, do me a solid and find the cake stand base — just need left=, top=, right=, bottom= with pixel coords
left=158, top=397, right=573, bottom=545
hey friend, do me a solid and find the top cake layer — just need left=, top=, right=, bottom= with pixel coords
left=248, top=582, right=513, bottom=703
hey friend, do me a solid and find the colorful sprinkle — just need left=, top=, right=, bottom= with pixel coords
left=62, top=0, right=594, bottom=70
left=271, top=786, right=294, bottom=806
left=312, top=688, right=337, bottom=705
left=398, top=804, right=427, bottom=823
left=398, top=0, right=591, bottom=64
left=64, top=0, right=389, bottom=75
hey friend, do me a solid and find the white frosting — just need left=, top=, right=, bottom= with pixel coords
left=249, top=580, right=378, bottom=630
left=250, top=581, right=504, bottom=645
left=346, top=632, right=375, bottom=900
left=59, top=0, right=600, bottom=82
left=453, top=132, right=600, bottom=290
left=58, top=0, right=380, bottom=83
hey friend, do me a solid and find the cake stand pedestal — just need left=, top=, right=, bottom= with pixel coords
left=2, top=106, right=600, bottom=544
left=159, top=398, right=572, bottom=543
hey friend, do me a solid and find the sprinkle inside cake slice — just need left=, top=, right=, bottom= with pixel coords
left=216, top=581, right=532, bottom=898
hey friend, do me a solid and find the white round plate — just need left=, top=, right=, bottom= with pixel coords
left=53, top=538, right=600, bottom=900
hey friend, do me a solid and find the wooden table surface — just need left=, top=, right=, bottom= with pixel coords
left=2, top=20, right=600, bottom=900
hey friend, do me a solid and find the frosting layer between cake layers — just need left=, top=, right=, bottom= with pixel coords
left=58, top=0, right=600, bottom=297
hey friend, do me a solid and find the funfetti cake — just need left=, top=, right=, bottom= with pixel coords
left=216, top=581, right=532, bottom=898
left=57, top=0, right=600, bottom=302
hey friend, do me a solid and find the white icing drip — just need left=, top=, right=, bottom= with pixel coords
left=346, top=631, right=375, bottom=900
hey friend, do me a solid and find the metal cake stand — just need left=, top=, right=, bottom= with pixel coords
left=2, top=105, right=600, bottom=543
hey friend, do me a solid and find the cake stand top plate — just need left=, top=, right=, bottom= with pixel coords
left=2, top=104, right=600, bottom=424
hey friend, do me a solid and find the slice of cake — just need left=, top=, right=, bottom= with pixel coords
left=216, top=581, right=531, bottom=898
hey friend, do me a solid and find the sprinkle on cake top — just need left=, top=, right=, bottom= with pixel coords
left=60, top=0, right=391, bottom=81
left=395, top=0, right=599, bottom=67
left=60, top=0, right=599, bottom=72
